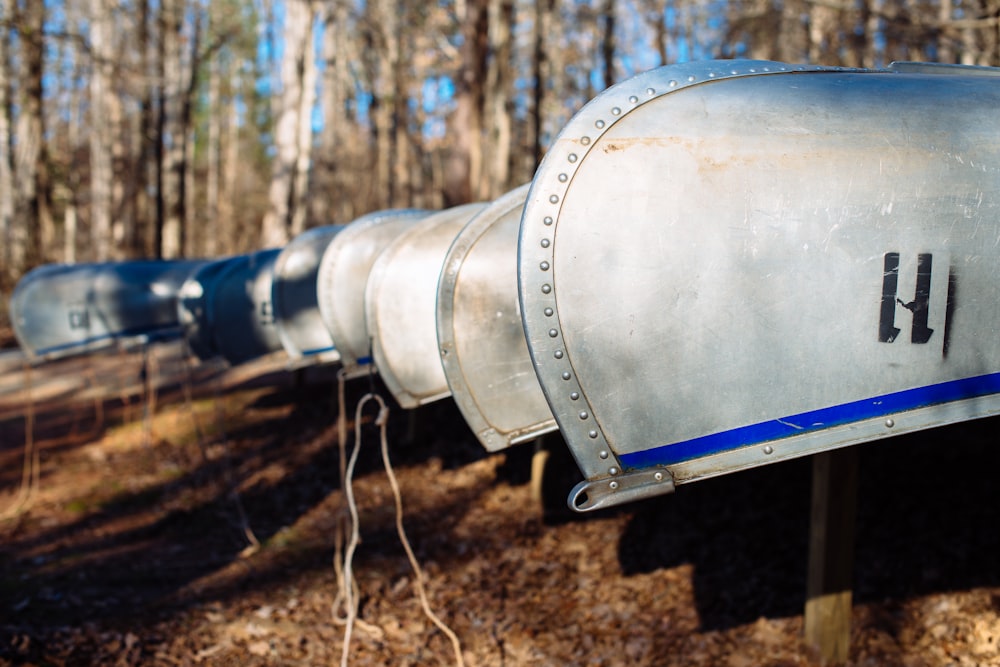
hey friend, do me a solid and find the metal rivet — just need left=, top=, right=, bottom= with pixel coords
left=668, top=80, right=677, bottom=88
left=599, top=450, right=609, bottom=459
left=540, top=261, right=550, bottom=271
left=544, top=307, right=554, bottom=316
left=608, top=467, right=619, bottom=476
left=562, top=371, right=572, bottom=380
left=885, top=418, right=895, bottom=428
left=654, top=471, right=664, bottom=481
left=708, top=72, right=716, bottom=78
left=628, top=95, right=638, bottom=104
left=611, top=107, right=621, bottom=115
left=609, top=481, right=619, bottom=490
left=570, top=392, right=580, bottom=400
left=568, top=153, right=578, bottom=163
left=579, top=411, right=588, bottom=420
left=687, top=75, right=696, bottom=82
left=763, top=445, right=774, bottom=455
left=558, top=173, right=568, bottom=182
left=646, top=87, right=656, bottom=96
left=553, top=350, right=563, bottom=359
left=588, top=429, right=598, bottom=438
left=540, top=238, right=550, bottom=248
left=549, top=194, right=559, bottom=204
left=595, top=119, right=605, bottom=129
left=581, top=136, right=591, bottom=145
left=541, top=283, right=551, bottom=294
left=548, top=328, right=559, bottom=338
left=543, top=216, right=553, bottom=225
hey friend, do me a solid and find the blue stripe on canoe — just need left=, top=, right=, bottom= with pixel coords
left=618, top=372, right=1000, bottom=469
left=302, top=345, right=336, bottom=356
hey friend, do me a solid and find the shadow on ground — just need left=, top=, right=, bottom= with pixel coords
left=618, top=415, right=1000, bottom=631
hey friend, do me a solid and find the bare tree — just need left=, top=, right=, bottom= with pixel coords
left=0, top=0, right=14, bottom=279
left=444, top=0, right=489, bottom=206
left=260, top=0, right=318, bottom=247
left=10, top=0, right=49, bottom=274
left=89, top=0, right=115, bottom=261
left=483, top=0, right=514, bottom=199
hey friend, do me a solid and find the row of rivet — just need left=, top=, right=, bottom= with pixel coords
left=532, top=63, right=849, bottom=484
left=532, top=68, right=685, bottom=483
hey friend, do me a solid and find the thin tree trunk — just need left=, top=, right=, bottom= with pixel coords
left=89, top=0, right=114, bottom=261
left=311, top=0, right=352, bottom=225
left=392, top=17, right=412, bottom=209
left=291, top=3, right=317, bottom=237
left=260, top=0, right=316, bottom=247
left=64, top=40, right=83, bottom=263
left=484, top=0, right=513, bottom=198
left=601, top=0, right=616, bottom=88
left=444, top=0, right=488, bottom=206
left=137, top=0, right=157, bottom=256
left=205, top=52, right=220, bottom=256
left=0, top=0, right=14, bottom=278
left=219, top=71, right=239, bottom=254
left=12, top=0, right=46, bottom=273
left=532, top=0, right=553, bottom=170
left=159, top=0, right=185, bottom=258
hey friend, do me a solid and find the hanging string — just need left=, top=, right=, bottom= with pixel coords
left=337, top=392, right=464, bottom=667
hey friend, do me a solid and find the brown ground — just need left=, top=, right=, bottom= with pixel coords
left=0, top=340, right=999, bottom=666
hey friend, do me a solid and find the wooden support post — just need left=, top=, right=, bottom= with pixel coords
left=804, top=446, right=859, bottom=665
left=529, top=437, right=549, bottom=505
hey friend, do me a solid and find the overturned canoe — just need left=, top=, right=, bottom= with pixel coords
left=366, top=203, right=487, bottom=408
left=519, top=60, right=1000, bottom=511
left=177, top=256, right=241, bottom=361
left=209, top=248, right=283, bottom=366
left=437, top=185, right=557, bottom=451
left=272, top=225, right=347, bottom=366
left=316, top=209, right=429, bottom=379
left=10, top=259, right=205, bottom=361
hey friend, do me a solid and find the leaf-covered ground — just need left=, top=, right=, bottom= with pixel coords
left=1, top=343, right=999, bottom=666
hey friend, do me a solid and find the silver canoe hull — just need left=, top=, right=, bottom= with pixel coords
left=438, top=185, right=557, bottom=451
left=11, top=260, right=205, bottom=361
left=211, top=248, right=283, bottom=366
left=272, top=225, right=346, bottom=366
left=366, top=203, right=487, bottom=408
left=519, top=60, right=1000, bottom=510
left=317, top=209, right=430, bottom=379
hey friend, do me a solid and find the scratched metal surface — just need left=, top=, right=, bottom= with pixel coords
left=519, top=60, right=1000, bottom=509
left=316, top=209, right=429, bottom=379
left=11, top=259, right=206, bottom=362
left=437, top=185, right=557, bottom=451
left=272, top=225, right=346, bottom=366
left=366, top=203, right=486, bottom=409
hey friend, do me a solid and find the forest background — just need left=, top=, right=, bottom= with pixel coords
left=1, top=0, right=998, bottom=300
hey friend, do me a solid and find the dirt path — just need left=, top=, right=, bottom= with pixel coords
left=1, top=349, right=999, bottom=666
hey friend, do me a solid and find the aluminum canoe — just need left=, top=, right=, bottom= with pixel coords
left=210, top=248, right=283, bottom=366
left=177, top=256, right=242, bottom=361
left=366, top=203, right=487, bottom=408
left=10, top=259, right=206, bottom=362
left=437, top=185, right=557, bottom=451
left=316, top=209, right=430, bottom=379
left=518, top=59, right=1000, bottom=511
left=272, top=225, right=347, bottom=366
